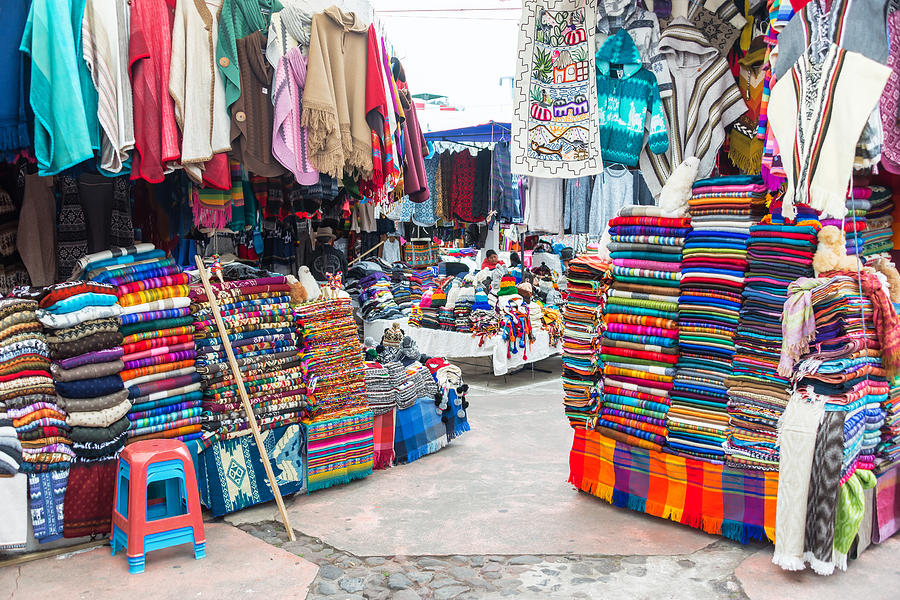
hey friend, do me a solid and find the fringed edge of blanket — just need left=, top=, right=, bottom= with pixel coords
left=570, top=473, right=771, bottom=545
left=348, top=461, right=373, bottom=483
left=374, top=449, right=394, bottom=470
left=308, top=471, right=351, bottom=492
left=399, top=438, right=449, bottom=465
left=448, top=419, right=470, bottom=441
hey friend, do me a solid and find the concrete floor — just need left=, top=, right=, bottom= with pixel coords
left=4, top=356, right=900, bottom=598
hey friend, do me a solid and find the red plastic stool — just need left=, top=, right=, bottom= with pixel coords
left=111, top=439, right=205, bottom=573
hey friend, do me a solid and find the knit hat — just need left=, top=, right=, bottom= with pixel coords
left=497, top=276, right=518, bottom=296
left=382, top=323, right=404, bottom=347
left=419, top=289, right=434, bottom=308
left=473, top=289, right=491, bottom=311
left=517, top=282, right=533, bottom=301
left=431, top=288, right=447, bottom=308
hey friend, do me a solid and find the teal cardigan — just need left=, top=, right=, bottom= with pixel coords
left=595, top=29, right=668, bottom=167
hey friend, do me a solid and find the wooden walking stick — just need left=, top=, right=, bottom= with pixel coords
left=194, top=255, right=296, bottom=541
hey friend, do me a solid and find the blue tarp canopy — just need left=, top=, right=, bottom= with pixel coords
left=423, top=121, right=511, bottom=144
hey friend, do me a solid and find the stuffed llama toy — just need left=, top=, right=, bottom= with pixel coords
left=659, top=156, right=700, bottom=216
left=813, top=226, right=864, bottom=275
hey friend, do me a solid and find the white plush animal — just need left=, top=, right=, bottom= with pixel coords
left=659, top=156, right=700, bottom=217
left=297, top=266, right=321, bottom=302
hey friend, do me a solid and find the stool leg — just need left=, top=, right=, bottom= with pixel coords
left=126, top=462, right=148, bottom=562
left=127, top=554, right=145, bottom=575
left=193, top=541, right=206, bottom=560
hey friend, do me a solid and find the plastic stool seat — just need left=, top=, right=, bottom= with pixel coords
left=111, top=439, right=205, bottom=574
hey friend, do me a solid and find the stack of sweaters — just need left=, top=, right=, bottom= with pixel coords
left=191, top=276, right=306, bottom=440
left=862, top=184, right=894, bottom=256
left=561, top=256, right=612, bottom=429
left=294, top=297, right=367, bottom=419
left=38, top=280, right=125, bottom=539
left=724, top=220, right=818, bottom=470
left=668, top=175, right=766, bottom=461
left=3, top=297, right=66, bottom=542
left=600, top=208, right=687, bottom=451
left=82, top=246, right=204, bottom=444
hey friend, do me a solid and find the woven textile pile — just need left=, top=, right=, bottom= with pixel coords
left=562, top=256, right=612, bottom=429
left=295, top=298, right=366, bottom=418
left=724, top=221, right=818, bottom=470
left=306, top=410, right=374, bottom=491
left=818, top=184, right=870, bottom=257
left=357, top=272, right=404, bottom=321
left=82, top=246, right=203, bottom=445
left=38, top=276, right=125, bottom=539
left=600, top=208, right=688, bottom=451
left=879, top=376, right=900, bottom=470
left=860, top=184, right=894, bottom=256
left=776, top=273, right=898, bottom=573
left=2, top=297, right=65, bottom=541
left=191, top=276, right=305, bottom=440
left=668, top=175, right=766, bottom=461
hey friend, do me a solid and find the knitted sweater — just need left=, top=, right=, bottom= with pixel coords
left=595, top=30, right=668, bottom=167
left=216, top=0, right=282, bottom=112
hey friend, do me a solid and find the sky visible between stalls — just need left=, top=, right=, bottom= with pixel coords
left=370, top=0, right=520, bottom=131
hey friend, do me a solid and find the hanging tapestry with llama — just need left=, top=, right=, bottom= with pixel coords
left=512, top=0, right=603, bottom=177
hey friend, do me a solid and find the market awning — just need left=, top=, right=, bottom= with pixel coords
left=423, top=121, right=511, bottom=144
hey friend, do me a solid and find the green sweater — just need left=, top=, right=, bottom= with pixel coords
left=217, top=0, right=282, bottom=112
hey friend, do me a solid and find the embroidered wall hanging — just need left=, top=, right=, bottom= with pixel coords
left=512, top=0, right=603, bottom=177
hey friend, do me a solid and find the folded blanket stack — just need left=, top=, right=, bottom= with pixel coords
left=776, top=273, right=897, bottom=573
left=861, top=184, right=894, bottom=256
left=38, top=275, right=126, bottom=539
left=295, top=298, right=366, bottom=418
left=358, top=272, right=404, bottom=321
left=1, top=297, right=66, bottom=542
left=599, top=209, right=688, bottom=450
left=562, top=256, right=613, bottom=429
left=390, top=269, right=413, bottom=312
left=878, top=377, right=900, bottom=471
left=818, top=185, right=870, bottom=257
left=191, top=276, right=306, bottom=440
left=77, top=247, right=204, bottom=446
left=724, top=221, right=819, bottom=471
left=668, top=175, right=767, bottom=462
left=406, top=267, right=437, bottom=306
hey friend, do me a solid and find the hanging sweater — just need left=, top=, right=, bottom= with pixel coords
left=0, top=1, right=29, bottom=158
left=216, top=0, right=281, bottom=112
left=20, top=0, right=100, bottom=176
left=169, top=0, right=232, bottom=184
left=230, top=30, right=284, bottom=177
left=129, top=0, right=180, bottom=183
left=272, top=46, right=318, bottom=184
left=638, top=18, right=745, bottom=196
left=595, top=29, right=668, bottom=167
left=768, top=44, right=890, bottom=220
left=81, top=0, right=134, bottom=174
left=594, top=0, right=672, bottom=97
left=301, top=6, right=372, bottom=178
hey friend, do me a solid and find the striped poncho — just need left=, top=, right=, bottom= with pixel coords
left=638, top=18, right=746, bottom=196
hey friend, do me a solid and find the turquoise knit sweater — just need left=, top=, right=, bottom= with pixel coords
left=596, top=29, right=668, bottom=167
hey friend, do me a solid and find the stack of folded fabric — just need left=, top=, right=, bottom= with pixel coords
left=38, top=280, right=125, bottom=539
left=724, top=219, right=819, bottom=470
left=454, top=287, right=475, bottom=333
left=599, top=208, right=688, bottom=451
left=80, top=247, right=205, bottom=445
left=781, top=274, right=892, bottom=482
left=878, top=376, right=900, bottom=471
left=358, top=272, right=404, bottom=321
left=406, top=268, right=436, bottom=306
left=363, top=362, right=396, bottom=416
left=826, top=184, right=870, bottom=257
left=191, top=276, right=305, bottom=439
left=1, top=297, right=67, bottom=542
left=294, top=298, right=367, bottom=418
left=861, top=184, right=894, bottom=256
left=668, top=175, right=766, bottom=462
left=417, top=289, right=440, bottom=330
left=389, top=268, right=413, bottom=313
left=562, top=256, right=612, bottom=429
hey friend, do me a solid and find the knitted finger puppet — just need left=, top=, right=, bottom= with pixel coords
left=659, top=156, right=699, bottom=216
left=813, top=226, right=863, bottom=275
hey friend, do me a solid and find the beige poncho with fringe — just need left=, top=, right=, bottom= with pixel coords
left=301, top=6, right=373, bottom=179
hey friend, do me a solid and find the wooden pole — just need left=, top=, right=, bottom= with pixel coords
left=349, top=238, right=386, bottom=266
left=193, top=256, right=296, bottom=541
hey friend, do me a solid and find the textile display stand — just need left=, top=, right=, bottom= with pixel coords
left=193, top=257, right=296, bottom=540
left=363, top=318, right=559, bottom=376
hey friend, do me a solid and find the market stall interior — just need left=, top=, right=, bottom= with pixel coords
left=0, top=0, right=898, bottom=589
